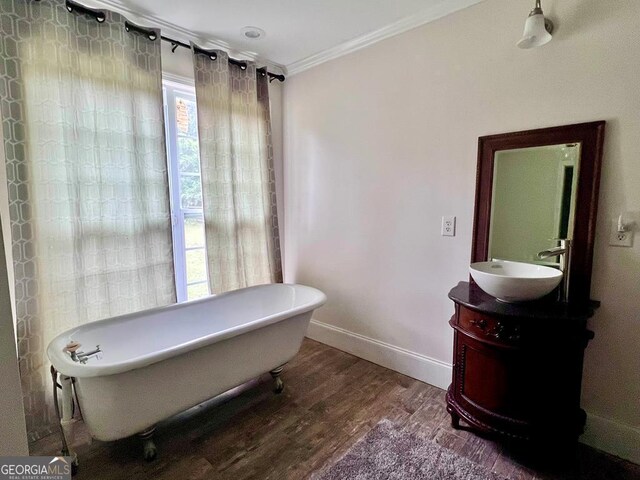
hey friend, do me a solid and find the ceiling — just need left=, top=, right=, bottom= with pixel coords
left=97, top=0, right=484, bottom=74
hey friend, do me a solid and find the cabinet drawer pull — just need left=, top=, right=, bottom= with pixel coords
left=470, top=318, right=488, bottom=330
left=489, top=322, right=506, bottom=339
left=488, top=322, right=521, bottom=342
left=510, top=326, right=521, bottom=342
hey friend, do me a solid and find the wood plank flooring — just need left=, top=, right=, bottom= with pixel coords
left=32, top=339, right=640, bottom=479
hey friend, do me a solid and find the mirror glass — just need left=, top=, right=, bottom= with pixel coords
left=487, top=143, right=581, bottom=265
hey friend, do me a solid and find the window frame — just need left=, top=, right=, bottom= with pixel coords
left=162, top=78, right=209, bottom=302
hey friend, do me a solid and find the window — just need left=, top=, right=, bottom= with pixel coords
left=163, top=80, right=209, bottom=302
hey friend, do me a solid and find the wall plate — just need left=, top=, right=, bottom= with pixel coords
left=441, top=216, right=456, bottom=237
left=609, top=220, right=633, bottom=247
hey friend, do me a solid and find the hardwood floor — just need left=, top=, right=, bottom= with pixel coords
left=32, top=339, right=640, bottom=480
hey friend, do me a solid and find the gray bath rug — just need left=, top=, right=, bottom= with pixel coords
left=313, top=419, right=505, bottom=480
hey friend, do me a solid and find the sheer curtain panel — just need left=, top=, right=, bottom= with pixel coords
left=192, top=48, right=282, bottom=293
left=0, top=0, right=176, bottom=441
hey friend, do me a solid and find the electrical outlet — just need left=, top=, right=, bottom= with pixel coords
left=609, top=219, right=633, bottom=247
left=442, top=216, right=456, bottom=237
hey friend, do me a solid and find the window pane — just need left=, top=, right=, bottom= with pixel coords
left=177, top=136, right=201, bottom=174
left=184, top=214, right=205, bottom=248
left=175, top=96, right=198, bottom=138
left=188, top=283, right=209, bottom=301
left=180, top=174, right=203, bottom=209
left=165, top=83, right=207, bottom=303
left=186, top=248, right=207, bottom=284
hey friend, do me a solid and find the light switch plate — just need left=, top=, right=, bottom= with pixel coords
left=609, top=219, right=633, bottom=247
left=442, top=216, right=456, bottom=237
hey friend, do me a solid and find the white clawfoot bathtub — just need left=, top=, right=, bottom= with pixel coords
left=47, top=283, right=326, bottom=460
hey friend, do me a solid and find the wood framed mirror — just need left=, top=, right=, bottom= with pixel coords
left=471, top=121, right=606, bottom=303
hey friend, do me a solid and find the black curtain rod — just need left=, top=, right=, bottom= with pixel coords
left=65, top=0, right=105, bottom=22
left=161, top=36, right=285, bottom=83
left=61, top=1, right=285, bottom=82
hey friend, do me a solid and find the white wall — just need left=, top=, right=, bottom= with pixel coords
left=284, top=0, right=640, bottom=462
left=0, top=101, right=28, bottom=455
left=0, top=211, right=28, bottom=455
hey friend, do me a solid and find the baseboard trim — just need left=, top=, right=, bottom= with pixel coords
left=307, top=319, right=640, bottom=464
left=581, top=412, right=640, bottom=464
left=306, top=319, right=452, bottom=390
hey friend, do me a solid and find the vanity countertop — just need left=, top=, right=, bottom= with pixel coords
left=449, top=281, right=599, bottom=321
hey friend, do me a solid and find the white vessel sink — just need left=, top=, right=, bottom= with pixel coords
left=469, top=260, right=563, bottom=303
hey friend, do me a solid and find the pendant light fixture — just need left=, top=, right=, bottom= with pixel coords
left=517, top=0, right=554, bottom=49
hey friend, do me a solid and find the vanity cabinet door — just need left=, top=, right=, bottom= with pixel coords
left=456, top=334, right=531, bottom=420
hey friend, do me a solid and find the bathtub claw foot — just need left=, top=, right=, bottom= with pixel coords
left=69, top=455, right=79, bottom=477
left=138, top=428, right=157, bottom=462
left=273, top=376, right=284, bottom=394
left=270, top=365, right=285, bottom=394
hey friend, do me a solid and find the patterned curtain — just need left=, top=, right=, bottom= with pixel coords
left=192, top=48, right=282, bottom=293
left=0, top=1, right=176, bottom=441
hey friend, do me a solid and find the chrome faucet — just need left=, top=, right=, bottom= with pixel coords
left=75, top=345, right=102, bottom=364
left=65, top=343, right=102, bottom=364
left=538, top=239, right=571, bottom=302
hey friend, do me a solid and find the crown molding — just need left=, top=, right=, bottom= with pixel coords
left=84, top=0, right=287, bottom=75
left=286, top=0, right=485, bottom=76
left=162, top=72, right=194, bottom=87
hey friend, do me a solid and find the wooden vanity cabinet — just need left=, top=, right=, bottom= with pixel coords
left=446, top=282, right=596, bottom=442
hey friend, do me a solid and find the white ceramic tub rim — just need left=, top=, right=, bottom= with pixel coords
left=47, top=283, right=326, bottom=378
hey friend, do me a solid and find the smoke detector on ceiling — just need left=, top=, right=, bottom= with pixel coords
left=241, top=27, right=266, bottom=40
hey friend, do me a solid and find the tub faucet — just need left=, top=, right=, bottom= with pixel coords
left=64, top=342, right=102, bottom=363
left=75, top=345, right=102, bottom=364
left=538, top=239, right=571, bottom=302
